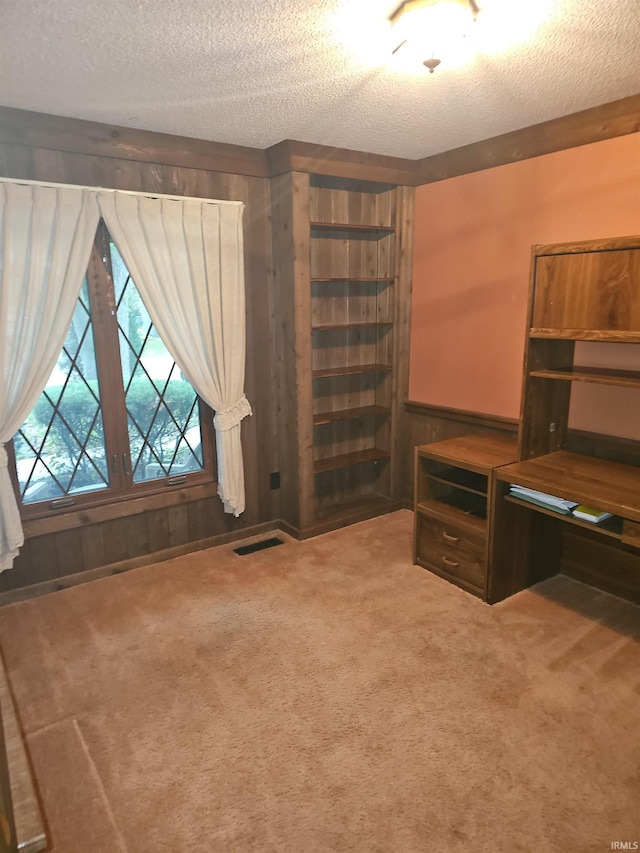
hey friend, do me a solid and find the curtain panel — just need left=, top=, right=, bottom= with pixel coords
left=0, top=179, right=250, bottom=574
left=0, top=183, right=100, bottom=572
left=98, top=192, right=251, bottom=517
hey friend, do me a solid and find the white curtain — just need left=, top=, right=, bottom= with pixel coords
left=98, top=192, right=251, bottom=516
left=0, top=183, right=100, bottom=572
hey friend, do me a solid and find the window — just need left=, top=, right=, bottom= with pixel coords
left=12, top=222, right=215, bottom=514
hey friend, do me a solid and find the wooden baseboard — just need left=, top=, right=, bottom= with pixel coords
left=296, top=498, right=404, bottom=540
left=0, top=520, right=282, bottom=606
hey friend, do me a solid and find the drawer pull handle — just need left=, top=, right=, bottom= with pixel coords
left=442, top=556, right=459, bottom=568
left=442, top=532, right=459, bottom=544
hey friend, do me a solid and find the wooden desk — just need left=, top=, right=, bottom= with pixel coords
left=490, top=451, right=640, bottom=604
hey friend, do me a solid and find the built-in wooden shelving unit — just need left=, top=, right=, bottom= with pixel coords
left=314, top=448, right=390, bottom=475
left=271, top=171, right=413, bottom=537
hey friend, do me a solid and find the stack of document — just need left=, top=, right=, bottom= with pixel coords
left=509, top=485, right=578, bottom=514
left=572, top=505, right=613, bottom=523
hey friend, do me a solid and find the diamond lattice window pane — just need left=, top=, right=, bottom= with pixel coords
left=16, top=279, right=109, bottom=504
left=110, top=242, right=204, bottom=483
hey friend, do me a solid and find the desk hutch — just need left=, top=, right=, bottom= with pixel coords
left=414, top=235, right=640, bottom=604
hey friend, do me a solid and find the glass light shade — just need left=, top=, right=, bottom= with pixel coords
left=391, top=0, right=476, bottom=68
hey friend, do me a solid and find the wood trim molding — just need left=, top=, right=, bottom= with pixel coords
left=266, top=139, right=416, bottom=185
left=415, top=94, right=640, bottom=185
left=405, top=400, right=518, bottom=431
left=1, top=96, right=637, bottom=188
left=534, top=234, right=640, bottom=256
left=21, top=481, right=219, bottom=538
left=0, top=106, right=270, bottom=178
left=0, top=520, right=285, bottom=607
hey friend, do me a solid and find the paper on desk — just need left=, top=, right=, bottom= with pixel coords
left=509, top=485, right=579, bottom=511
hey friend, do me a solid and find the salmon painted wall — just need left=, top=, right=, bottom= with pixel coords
left=409, top=133, right=640, bottom=426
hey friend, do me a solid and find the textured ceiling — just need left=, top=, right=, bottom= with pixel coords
left=1, top=0, right=639, bottom=159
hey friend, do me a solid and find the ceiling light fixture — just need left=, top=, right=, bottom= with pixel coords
left=390, top=0, right=480, bottom=72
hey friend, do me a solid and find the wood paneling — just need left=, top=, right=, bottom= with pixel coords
left=2, top=95, right=637, bottom=192
left=270, top=171, right=315, bottom=531
left=267, top=140, right=415, bottom=186
left=390, top=186, right=414, bottom=501
left=415, top=94, right=640, bottom=185
left=0, top=107, right=268, bottom=177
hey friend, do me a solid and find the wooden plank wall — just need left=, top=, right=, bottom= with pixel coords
left=0, top=134, right=279, bottom=595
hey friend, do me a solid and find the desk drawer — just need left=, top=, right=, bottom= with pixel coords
left=416, top=512, right=486, bottom=588
left=622, top=520, right=640, bottom=549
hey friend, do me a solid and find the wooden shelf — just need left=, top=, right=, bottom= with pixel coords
left=312, top=322, right=392, bottom=332
left=529, top=365, right=640, bottom=388
left=311, top=277, right=394, bottom=283
left=312, top=363, right=391, bottom=379
left=314, top=448, right=389, bottom=474
left=310, top=221, right=395, bottom=238
left=313, top=493, right=395, bottom=525
left=313, top=405, right=390, bottom=426
left=424, top=473, right=487, bottom=499
left=504, top=495, right=624, bottom=541
left=530, top=328, right=640, bottom=342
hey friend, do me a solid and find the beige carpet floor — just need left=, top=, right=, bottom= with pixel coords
left=0, top=510, right=638, bottom=853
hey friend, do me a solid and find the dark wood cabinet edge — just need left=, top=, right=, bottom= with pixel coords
left=405, top=401, right=518, bottom=432
left=532, top=234, right=640, bottom=256
left=2, top=95, right=636, bottom=187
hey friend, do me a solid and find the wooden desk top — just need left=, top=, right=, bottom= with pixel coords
left=416, top=434, right=518, bottom=475
left=497, top=451, right=640, bottom=523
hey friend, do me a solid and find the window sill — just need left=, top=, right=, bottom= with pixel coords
left=22, top=480, right=218, bottom=538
